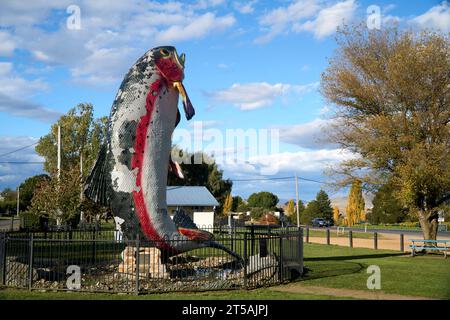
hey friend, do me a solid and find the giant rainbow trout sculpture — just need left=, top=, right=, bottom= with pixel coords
left=84, top=46, right=241, bottom=262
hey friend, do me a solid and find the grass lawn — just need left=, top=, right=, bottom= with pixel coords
left=0, top=287, right=347, bottom=300
left=0, top=243, right=448, bottom=300
left=300, top=243, right=450, bottom=299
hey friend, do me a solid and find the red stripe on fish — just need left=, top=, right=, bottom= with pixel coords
left=132, top=79, right=174, bottom=251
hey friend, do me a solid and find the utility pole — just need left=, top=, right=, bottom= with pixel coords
left=16, top=187, right=20, bottom=217
left=56, top=125, right=62, bottom=226
left=57, top=125, right=61, bottom=180
left=295, top=173, right=300, bottom=227
left=79, top=150, right=85, bottom=224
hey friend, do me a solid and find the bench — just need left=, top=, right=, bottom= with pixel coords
left=410, top=239, right=449, bottom=258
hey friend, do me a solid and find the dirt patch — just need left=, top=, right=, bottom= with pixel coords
left=307, top=232, right=450, bottom=252
left=272, top=283, right=434, bottom=300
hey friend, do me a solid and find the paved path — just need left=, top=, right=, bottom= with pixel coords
left=272, top=283, right=433, bottom=300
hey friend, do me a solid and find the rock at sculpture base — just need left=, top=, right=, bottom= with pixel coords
left=118, top=246, right=170, bottom=279
left=246, top=253, right=278, bottom=275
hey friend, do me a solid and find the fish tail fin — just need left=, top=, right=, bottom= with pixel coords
left=206, top=240, right=244, bottom=266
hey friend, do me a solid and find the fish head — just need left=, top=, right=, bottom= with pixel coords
left=153, top=46, right=195, bottom=120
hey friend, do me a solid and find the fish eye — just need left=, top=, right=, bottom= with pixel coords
left=160, top=49, right=170, bottom=57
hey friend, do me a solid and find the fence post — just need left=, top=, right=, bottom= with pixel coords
left=306, top=225, right=309, bottom=243
left=298, top=227, right=303, bottom=275
left=10, top=216, right=14, bottom=232
left=28, top=234, right=34, bottom=291
left=243, top=232, right=247, bottom=289
left=326, top=228, right=330, bottom=245
left=135, top=234, right=140, bottom=295
left=0, top=233, right=6, bottom=286
left=374, top=232, right=378, bottom=250
left=279, top=234, right=283, bottom=283
left=349, top=230, right=353, bottom=248
left=400, top=234, right=404, bottom=252
left=250, top=225, right=255, bottom=257
left=92, top=228, right=96, bottom=263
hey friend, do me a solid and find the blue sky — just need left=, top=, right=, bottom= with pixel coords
left=0, top=0, right=448, bottom=204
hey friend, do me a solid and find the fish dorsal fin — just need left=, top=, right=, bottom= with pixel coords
left=84, top=144, right=111, bottom=206
left=172, top=209, right=197, bottom=230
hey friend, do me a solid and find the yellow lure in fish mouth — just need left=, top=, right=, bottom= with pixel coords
left=173, top=81, right=195, bottom=120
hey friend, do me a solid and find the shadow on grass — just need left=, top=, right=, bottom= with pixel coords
left=305, top=252, right=406, bottom=262
left=299, top=261, right=366, bottom=282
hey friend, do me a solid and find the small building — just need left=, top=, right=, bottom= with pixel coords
left=167, top=186, right=219, bottom=228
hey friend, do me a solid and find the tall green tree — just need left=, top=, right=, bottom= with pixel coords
left=18, top=174, right=50, bottom=210
left=168, top=148, right=232, bottom=214
left=35, top=103, right=108, bottom=177
left=231, top=196, right=243, bottom=212
left=321, top=24, right=449, bottom=240
left=247, top=191, right=279, bottom=209
left=316, top=190, right=334, bottom=221
left=301, top=200, right=320, bottom=224
left=368, top=183, right=407, bottom=224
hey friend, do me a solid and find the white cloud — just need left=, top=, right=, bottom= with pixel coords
left=0, top=1, right=236, bottom=86
left=208, top=82, right=318, bottom=110
left=411, top=2, right=450, bottom=32
left=0, top=31, right=16, bottom=56
left=155, top=13, right=236, bottom=43
left=233, top=0, right=258, bottom=14
left=293, top=0, right=357, bottom=39
left=0, top=136, right=45, bottom=190
left=222, top=148, right=354, bottom=177
left=277, top=118, right=338, bottom=150
left=256, top=0, right=320, bottom=43
left=0, top=62, right=61, bottom=122
left=256, top=0, right=357, bottom=43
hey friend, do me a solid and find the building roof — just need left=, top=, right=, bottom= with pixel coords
left=166, top=186, right=219, bottom=207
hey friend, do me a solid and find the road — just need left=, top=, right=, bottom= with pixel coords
left=0, top=218, right=20, bottom=231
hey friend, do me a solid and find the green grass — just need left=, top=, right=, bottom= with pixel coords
left=0, top=287, right=349, bottom=300
left=300, top=243, right=450, bottom=299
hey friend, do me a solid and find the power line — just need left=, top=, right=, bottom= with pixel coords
left=230, top=176, right=327, bottom=184
left=0, top=161, right=44, bottom=164
left=0, top=142, right=38, bottom=158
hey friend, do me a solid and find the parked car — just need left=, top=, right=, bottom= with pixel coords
left=312, top=218, right=331, bottom=228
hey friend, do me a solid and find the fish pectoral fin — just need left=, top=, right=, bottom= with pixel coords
left=178, top=227, right=213, bottom=241
left=169, top=157, right=184, bottom=179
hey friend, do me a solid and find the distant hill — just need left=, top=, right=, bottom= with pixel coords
left=330, top=193, right=374, bottom=216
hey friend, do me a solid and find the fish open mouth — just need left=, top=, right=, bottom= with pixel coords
left=173, top=81, right=195, bottom=120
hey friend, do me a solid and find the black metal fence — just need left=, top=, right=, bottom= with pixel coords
left=0, top=227, right=303, bottom=294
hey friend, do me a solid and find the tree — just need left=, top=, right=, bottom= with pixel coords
left=35, top=103, right=108, bottom=177
left=247, top=191, right=279, bottom=209
left=345, top=180, right=365, bottom=226
left=168, top=148, right=232, bottom=214
left=285, top=199, right=295, bottom=217
left=333, top=206, right=341, bottom=225
left=321, top=24, right=449, bottom=239
left=368, top=183, right=408, bottom=224
left=31, top=104, right=108, bottom=225
left=0, top=188, right=17, bottom=215
left=316, top=190, right=334, bottom=221
left=18, top=174, right=50, bottom=210
left=231, top=196, right=243, bottom=212
left=301, top=200, right=320, bottom=224
left=28, top=167, right=81, bottom=226
left=223, top=194, right=233, bottom=215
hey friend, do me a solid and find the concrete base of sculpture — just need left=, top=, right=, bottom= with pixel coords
left=118, top=246, right=170, bottom=279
